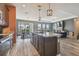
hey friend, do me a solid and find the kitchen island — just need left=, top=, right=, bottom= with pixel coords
left=31, top=32, right=60, bottom=56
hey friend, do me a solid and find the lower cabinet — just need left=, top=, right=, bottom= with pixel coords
left=44, top=37, right=57, bottom=56
left=31, top=33, right=57, bottom=56
left=38, top=35, right=45, bottom=56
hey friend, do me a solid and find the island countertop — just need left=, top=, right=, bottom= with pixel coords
left=0, top=33, right=13, bottom=43
left=32, top=32, right=61, bottom=37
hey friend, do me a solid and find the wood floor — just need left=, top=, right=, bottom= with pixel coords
left=60, top=39, right=79, bottom=56
left=7, top=37, right=39, bottom=56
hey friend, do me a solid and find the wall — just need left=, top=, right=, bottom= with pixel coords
left=75, top=20, right=79, bottom=33
left=64, top=19, right=75, bottom=32
left=74, top=18, right=79, bottom=39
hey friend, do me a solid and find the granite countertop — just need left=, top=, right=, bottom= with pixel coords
left=0, top=33, right=13, bottom=43
left=0, top=34, right=8, bottom=36
left=33, top=32, right=61, bottom=37
left=0, top=32, right=13, bottom=36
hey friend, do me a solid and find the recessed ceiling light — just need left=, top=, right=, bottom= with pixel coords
left=22, top=4, right=26, bottom=8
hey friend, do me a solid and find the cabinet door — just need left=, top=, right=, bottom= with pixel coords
left=31, top=33, right=34, bottom=45
left=38, top=36, right=45, bottom=56
left=35, top=35, right=39, bottom=51
left=34, top=34, right=37, bottom=49
left=5, top=5, right=9, bottom=24
left=33, top=34, right=36, bottom=46
left=45, top=37, right=57, bottom=56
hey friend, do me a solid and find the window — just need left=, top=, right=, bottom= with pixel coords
left=42, top=24, right=45, bottom=29
left=46, top=24, right=49, bottom=30
left=37, top=23, right=50, bottom=32
left=38, top=24, right=42, bottom=30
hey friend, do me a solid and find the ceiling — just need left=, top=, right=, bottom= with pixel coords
left=12, top=3, right=79, bottom=23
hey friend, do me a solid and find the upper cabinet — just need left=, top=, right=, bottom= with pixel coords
left=3, top=5, right=16, bottom=44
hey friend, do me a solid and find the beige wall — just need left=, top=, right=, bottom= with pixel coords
left=75, top=21, right=79, bottom=33
left=74, top=18, right=79, bottom=39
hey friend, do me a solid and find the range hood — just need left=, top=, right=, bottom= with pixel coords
left=0, top=19, right=8, bottom=27
left=0, top=10, right=8, bottom=27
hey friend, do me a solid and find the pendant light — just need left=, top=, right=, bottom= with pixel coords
left=47, top=3, right=53, bottom=16
left=38, top=5, right=41, bottom=21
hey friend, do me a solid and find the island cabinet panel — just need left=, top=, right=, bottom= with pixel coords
left=38, top=35, right=45, bottom=56
left=31, top=33, right=34, bottom=45
left=31, top=33, right=57, bottom=56
left=44, top=37, right=57, bottom=56
left=35, top=35, right=39, bottom=51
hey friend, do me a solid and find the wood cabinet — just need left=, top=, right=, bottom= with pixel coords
left=31, top=33, right=57, bottom=56
left=38, top=35, right=45, bottom=55
left=3, top=5, right=16, bottom=44
left=44, top=37, right=57, bottom=56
